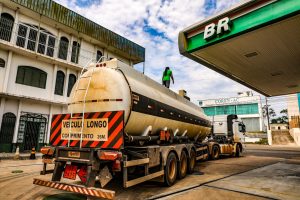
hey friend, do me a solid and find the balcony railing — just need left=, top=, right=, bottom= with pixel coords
left=0, top=18, right=97, bottom=67
left=11, top=0, right=145, bottom=63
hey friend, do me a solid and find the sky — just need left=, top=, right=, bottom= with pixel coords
left=54, top=0, right=286, bottom=117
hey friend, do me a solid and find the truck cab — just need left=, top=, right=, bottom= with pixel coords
left=233, top=117, right=246, bottom=144
left=208, top=114, right=246, bottom=159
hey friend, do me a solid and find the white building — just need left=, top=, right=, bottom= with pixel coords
left=287, top=93, right=300, bottom=145
left=0, top=0, right=145, bottom=152
left=199, top=92, right=265, bottom=132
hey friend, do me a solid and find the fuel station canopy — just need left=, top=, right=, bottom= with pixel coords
left=179, top=0, right=300, bottom=97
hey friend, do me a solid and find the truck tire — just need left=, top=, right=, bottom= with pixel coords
left=235, top=144, right=241, bottom=157
left=211, top=145, right=220, bottom=160
left=178, top=151, right=188, bottom=179
left=187, top=149, right=196, bottom=174
left=164, top=152, right=177, bottom=186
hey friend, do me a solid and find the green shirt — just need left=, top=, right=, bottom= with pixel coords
left=163, top=69, right=172, bottom=81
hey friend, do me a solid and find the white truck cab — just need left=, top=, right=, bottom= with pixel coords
left=208, top=114, right=246, bottom=159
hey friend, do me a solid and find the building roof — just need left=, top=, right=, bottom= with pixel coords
left=179, top=0, right=300, bottom=97
left=10, top=0, right=145, bottom=64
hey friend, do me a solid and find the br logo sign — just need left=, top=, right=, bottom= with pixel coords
left=204, top=17, right=232, bottom=40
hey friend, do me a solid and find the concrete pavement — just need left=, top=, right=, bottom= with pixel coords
left=0, top=145, right=299, bottom=200
left=246, top=144, right=300, bottom=151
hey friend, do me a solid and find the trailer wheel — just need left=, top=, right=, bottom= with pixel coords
left=187, top=149, right=196, bottom=174
left=164, top=152, right=177, bottom=186
left=178, top=151, right=188, bottom=179
left=211, top=145, right=220, bottom=160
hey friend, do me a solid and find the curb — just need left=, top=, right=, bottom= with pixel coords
left=246, top=146, right=300, bottom=152
left=0, top=154, right=43, bottom=160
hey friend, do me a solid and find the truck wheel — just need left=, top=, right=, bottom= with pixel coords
left=164, top=152, right=177, bottom=186
left=187, top=149, right=196, bottom=174
left=211, top=145, right=220, bottom=160
left=235, top=145, right=241, bottom=157
left=178, top=151, right=187, bottom=179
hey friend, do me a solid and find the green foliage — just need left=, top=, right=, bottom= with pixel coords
left=271, top=109, right=288, bottom=124
left=255, top=138, right=268, bottom=145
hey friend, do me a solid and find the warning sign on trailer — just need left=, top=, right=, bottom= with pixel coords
left=50, top=111, right=124, bottom=149
left=61, top=118, right=108, bottom=141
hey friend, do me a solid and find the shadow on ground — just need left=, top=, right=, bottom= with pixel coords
left=44, top=193, right=85, bottom=200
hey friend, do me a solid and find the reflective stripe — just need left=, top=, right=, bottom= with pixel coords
left=33, top=178, right=115, bottom=199
left=69, top=99, right=123, bottom=105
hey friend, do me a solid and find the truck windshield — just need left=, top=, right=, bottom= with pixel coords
left=238, top=123, right=246, bottom=132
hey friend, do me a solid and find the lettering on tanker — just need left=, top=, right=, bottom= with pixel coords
left=61, top=118, right=108, bottom=141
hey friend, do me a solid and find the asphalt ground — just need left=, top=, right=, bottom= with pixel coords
left=0, top=144, right=299, bottom=200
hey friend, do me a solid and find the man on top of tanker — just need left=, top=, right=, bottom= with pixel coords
left=162, top=67, right=174, bottom=88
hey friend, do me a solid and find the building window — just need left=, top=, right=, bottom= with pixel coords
left=203, top=105, right=236, bottom=116
left=216, top=105, right=236, bottom=115
left=16, top=23, right=56, bottom=57
left=96, top=50, right=103, bottom=62
left=27, top=28, right=38, bottom=51
left=67, top=74, right=77, bottom=97
left=37, top=32, right=47, bottom=54
left=54, top=70, right=65, bottom=95
left=71, top=41, right=80, bottom=63
left=0, top=58, right=5, bottom=68
left=47, top=36, right=56, bottom=57
left=16, top=24, right=27, bottom=47
left=236, top=103, right=259, bottom=115
left=16, top=66, right=47, bottom=89
left=203, top=107, right=216, bottom=116
left=58, top=37, right=69, bottom=60
left=0, top=13, right=14, bottom=42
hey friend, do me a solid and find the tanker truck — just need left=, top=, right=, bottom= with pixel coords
left=34, top=59, right=245, bottom=199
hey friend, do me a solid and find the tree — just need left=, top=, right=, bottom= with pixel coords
left=270, top=109, right=288, bottom=124
left=262, top=105, right=276, bottom=129
left=280, top=109, right=288, bottom=123
left=262, top=105, right=276, bottom=119
left=271, top=117, right=284, bottom=124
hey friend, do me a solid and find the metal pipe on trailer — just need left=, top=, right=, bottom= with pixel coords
left=126, top=135, right=189, bottom=143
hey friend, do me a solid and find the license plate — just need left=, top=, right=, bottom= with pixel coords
left=68, top=151, right=80, bottom=158
left=63, top=164, right=77, bottom=180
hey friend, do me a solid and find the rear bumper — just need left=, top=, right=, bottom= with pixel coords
left=33, top=178, right=115, bottom=199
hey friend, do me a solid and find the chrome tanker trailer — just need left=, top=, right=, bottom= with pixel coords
left=68, top=58, right=211, bottom=143
left=34, top=59, right=244, bottom=199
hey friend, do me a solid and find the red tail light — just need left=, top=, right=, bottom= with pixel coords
left=98, top=151, right=122, bottom=161
left=40, top=146, right=55, bottom=156
left=112, top=160, right=121, bottom=172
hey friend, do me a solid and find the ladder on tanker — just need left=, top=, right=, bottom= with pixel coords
left=67, top=56, right=107, bottom=148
